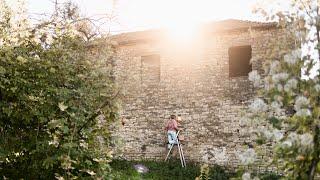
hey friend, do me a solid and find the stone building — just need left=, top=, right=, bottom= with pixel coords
left=111, top=19, right=283, bottom=167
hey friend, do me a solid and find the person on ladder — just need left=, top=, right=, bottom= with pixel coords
left=164, top=114, right=186, bottom=167
left=165, top=114, right=179, bottom=149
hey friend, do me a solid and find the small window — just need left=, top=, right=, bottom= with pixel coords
left=228, top=45, right=252, bottom=77
left=141, top=54, right=160, bottom=83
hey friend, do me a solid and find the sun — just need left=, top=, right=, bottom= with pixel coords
left=159, top=1, right=203, bottom=42
left=165, top=21, right=199, bottom=43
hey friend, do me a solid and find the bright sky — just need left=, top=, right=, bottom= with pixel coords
left=6, top=0, right=318, bottom=76
left=16, top=0, right=266, bottom=34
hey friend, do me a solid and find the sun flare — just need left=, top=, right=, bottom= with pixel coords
left=165, top=22, right=199, bottom=43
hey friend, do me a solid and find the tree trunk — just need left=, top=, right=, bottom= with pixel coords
left=308, top=125, right=320, bottom=180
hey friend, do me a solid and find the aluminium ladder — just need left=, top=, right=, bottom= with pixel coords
left=165, top=130, right=186, bottom=167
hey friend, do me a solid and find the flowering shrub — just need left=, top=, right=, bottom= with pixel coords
left=0, top=1, right=117, bottom=179
left=241, top=0, right=320, bottom=179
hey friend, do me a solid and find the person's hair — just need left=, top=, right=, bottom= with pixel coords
left=177, top=114, right=181, bottom=116
left=170, top=114, right=176, bottom=119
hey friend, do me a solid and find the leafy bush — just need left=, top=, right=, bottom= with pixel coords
left=0, top=1, right=117, bottom=179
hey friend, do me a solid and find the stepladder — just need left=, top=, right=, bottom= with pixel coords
left=165, top=130, right=186, bottom=167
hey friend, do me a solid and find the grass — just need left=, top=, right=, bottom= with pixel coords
left=110, top=159, right=282, bottom=180
left=110, top=159, right=232, bottom=180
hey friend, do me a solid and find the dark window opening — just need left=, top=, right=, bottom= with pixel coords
left=141, top=54, right=160, bottom=83
left=228, top=45, right=252, bottom=77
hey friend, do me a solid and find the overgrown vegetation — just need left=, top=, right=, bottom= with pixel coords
left=0, top=1, right=117, bottom=179
left=110, top=159, right=282, bottom=180
left=111, top=159, right=232, bottom=180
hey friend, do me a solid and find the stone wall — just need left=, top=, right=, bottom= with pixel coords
left=111, top=27, right=283, bottom=167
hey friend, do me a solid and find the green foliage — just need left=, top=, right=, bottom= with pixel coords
left=110, top=159, right=233, bottom=180
left=0, top=1, right=117, bottom=179
left=258, top=172, right=282, bottom=180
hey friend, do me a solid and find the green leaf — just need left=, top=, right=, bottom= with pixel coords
left=0, top=66, right=6, bottom=74
left=10, top=87, right=17, bottom=93
left=268, top=117, right=281, bottom=130
left=49, top=67, right=56, bottom=73
left=62, top=126, right=69, bottom=133
left=17, top=55, right=27, bottom=64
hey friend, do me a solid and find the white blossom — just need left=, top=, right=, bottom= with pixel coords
left=49, top=135, right=59, bottom=147
left=284, top=49, right=301, bottom=65
left=287, top=132, right=299, bottom=144
left=292, top=49, right=302, bottom=59
left=285, top=132, right=314, bottom=151
left=300, top=133, right=314, bottom=150
left=249, top=98, right=268, bottom=113
left=281, top=140, right=293, bottom=148
left=277, top=84, right=283, bottom=92
left=58, top=102, right=68, bottom=111
left=273, top=129, right=284, bottom=141
left=80, top=140, right=88, bottom=149
left=262, top=128, right=283, bottom=141
left=263, top=129, right=273, bottom=140
left=296, top=108, right=312, bottom=117
left=45, top=34, right=53, bottom=44
left=34, top=54, right=40, bottom=60
left=86, top=170, right=96, bottom=176
left=269, top=61, right=280, bottom=74
left=239, top=148, right=256, bottom=165
left=279, top=133, right=297, bottom=149
left=284, top=54, right=294, bottom=65
left=271, top=101, right=281, bottom=109
left=96, top=136, right=105, bottom=146
left=284, top=79, right=298, bottom=92
left=272, top=73, right=289, bottom=83
left=248, top=70, right=261, bottom=87
left=242, top=172, right=251, bottom=180
left=294, top=96, right=309, bottom=111
left=271, top=101, right=282, bottom=115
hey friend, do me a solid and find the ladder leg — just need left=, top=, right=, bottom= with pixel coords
left=180, top=144, right=186, bottom=167
left=176, top=140, right=184, bottom=168
left=165, top=143, right=174, bottom=161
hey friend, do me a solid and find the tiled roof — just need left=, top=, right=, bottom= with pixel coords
left=203, top=19, right=276, bottom=31
left=112, top=19, right=277, bottom=45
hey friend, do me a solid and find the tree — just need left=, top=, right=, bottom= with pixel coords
left=241, top=0, right=320, bottom=179
left=0, top=1, right=118, bottom=179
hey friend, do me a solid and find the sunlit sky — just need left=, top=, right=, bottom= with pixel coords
left=8, top=0, right=275, bottom=34
left=5, top=0, right=318, bottom=76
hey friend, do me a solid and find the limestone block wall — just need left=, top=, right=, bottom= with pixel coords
left=111, top=28, right=283, bottom=167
